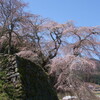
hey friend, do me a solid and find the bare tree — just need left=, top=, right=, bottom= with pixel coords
left=22, top=17, right=65, bottom=68
left=50, top=55, right=100, bottom=100
left=49, top=22, right=100, bottom=100
left=61, top=24, right=100, bottom=59
left=0, top=0, right=29, bottom=54
left=0, top=1, right=99, bottom=99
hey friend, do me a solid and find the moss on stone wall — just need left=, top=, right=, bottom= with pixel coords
left=0, top=54, right=22, bottom=100
left=16, top=56, right=58, bottom=100
left=0, top=54, right=58, bottom=100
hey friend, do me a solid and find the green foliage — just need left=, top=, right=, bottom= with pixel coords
left=79, top=72, right=100, bottom=85
left=89, top=74, right=100, bottom=84
left=0, top=41, right=19, bottom=54
left=0, top=41, right=8, bottom=54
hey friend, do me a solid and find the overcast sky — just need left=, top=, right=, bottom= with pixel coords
left=24, top=0, right=100, bottom=26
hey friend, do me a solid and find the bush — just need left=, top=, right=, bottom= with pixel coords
left=0, top=41, right=19, bottom=54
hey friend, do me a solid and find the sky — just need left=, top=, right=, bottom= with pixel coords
left=24, top=0, right=100, bottom=27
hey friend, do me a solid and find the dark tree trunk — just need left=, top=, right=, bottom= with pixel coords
left=16, top=56, right=59, bottom=100
left=8, top=32, right=12, bottom=54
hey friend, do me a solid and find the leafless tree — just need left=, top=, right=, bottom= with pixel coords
left=60, top=23, right=100, bottom=59
left=49, top=22, right=100, bottom=100
left=22, top=17, right=65, bottom=68
left=50, top=55, right=100, bottom=100
left=0, top=0, right=29, bottom=54
left=0, top=1, right=100, bottom=99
